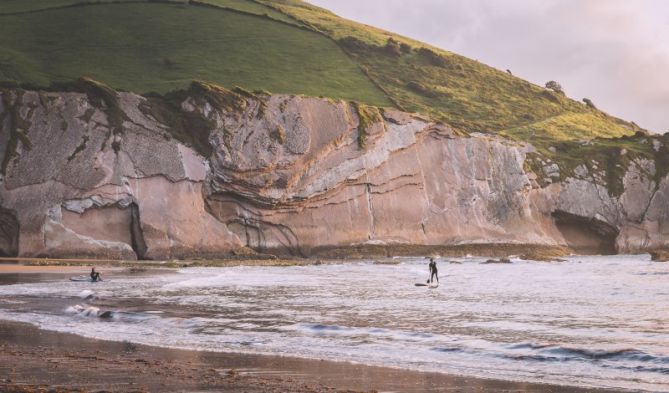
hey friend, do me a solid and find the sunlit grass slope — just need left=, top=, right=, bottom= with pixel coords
left=0, top=2, right=390, bottom=104
left=256, top=0, right=643, bottom=142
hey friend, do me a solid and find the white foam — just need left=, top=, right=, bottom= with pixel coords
left=78, top=290, right=94, bottom=299
left=66, top=304, right=100, bottom=317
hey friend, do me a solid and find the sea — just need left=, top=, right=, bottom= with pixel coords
left=0, top=255, right=667, bottom=392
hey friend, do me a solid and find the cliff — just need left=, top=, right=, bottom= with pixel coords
left=1, top=85, right=667, bottom=259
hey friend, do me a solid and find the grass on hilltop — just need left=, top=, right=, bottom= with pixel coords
left=256, top=0, right=643, bottom=143
left=0, top=0, right=645, bottom=144
left=502, top=112, right=635, bottom=143
left=255, top=0, right=420, bottom=46
left=0, top=0, right=656, bottom=150
left=0, top=0, right=153, bottom=14
left=194, top=0, right=300, bottom=25
left=0, top=2, right=390, bottom=104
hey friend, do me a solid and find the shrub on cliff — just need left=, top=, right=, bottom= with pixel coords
left=384, top=38, right=402, bottom=57
left=338, top=36, right=371, bottom=52
left=583, top=98, right=597, bottom=109
left=406, top=81, right=438, bottom=98
left=417, top=47, right=450, bottom=68
left=545, top=81, right=565, bottom=95
left=352, top=102, right=382, bottom=149
left=399, top=42, right=412, bottom=54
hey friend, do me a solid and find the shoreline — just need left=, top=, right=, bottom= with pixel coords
left=0, top=256, right=335, bottom=269
left=0, top=244, right=577, bottom=265
left=0, top=250, right=576, bottom=271
left=0, top=320, right=629, bottom=393
left=0, top=266, right=636, bottom=393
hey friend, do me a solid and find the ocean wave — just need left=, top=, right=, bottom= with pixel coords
left=545, top=346, right=668, bottom=363
left=506, top=343, right=669, bottom=365
left=308, top=324, right=351, bottom=332
left=431, top=347, right=461, bottom=353
left=507, top=342, right=554, bottom=350
left=296, top=324, right=438, bottom=342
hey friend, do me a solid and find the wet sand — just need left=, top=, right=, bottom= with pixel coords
left=0, top=263, right=173, bottom=286
left=0, top=256, right=331, bottom=269
left=0, top=320, right=629, bottom=393
left=0, top=267, right=630, bottom=393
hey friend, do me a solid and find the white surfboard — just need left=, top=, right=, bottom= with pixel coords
left=69, top=276, right=107, bottom=282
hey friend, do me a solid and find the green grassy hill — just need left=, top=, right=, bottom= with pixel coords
left=0, top=1, right=389, bottom=104
left=256, top=1, right=646, bottom=140
left=0, top=0, right=643, bottom=139
left=1, top=0, right=664, bottom=186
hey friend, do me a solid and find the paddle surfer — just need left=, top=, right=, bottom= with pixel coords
left=90, top=267, right=102, bottom=282
left=428, top=257, right=438, bottom=284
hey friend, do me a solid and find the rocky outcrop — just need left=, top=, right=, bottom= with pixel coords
left=0, top=89, right=244, bottom=259
left=1, top=85, right=667, bottom=259
left=203, top=94, right=563, bottom=256
left=553, top=159, right=669, bottom=254
left=651, top=250, right=669, bottom=262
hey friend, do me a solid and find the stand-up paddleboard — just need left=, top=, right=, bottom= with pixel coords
left=69, top=275, right=107, bottom=282
left=415, top=282, right=439, bottom=288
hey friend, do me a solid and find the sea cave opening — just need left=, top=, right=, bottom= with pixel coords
left=552, top=211, right=619, bottom=255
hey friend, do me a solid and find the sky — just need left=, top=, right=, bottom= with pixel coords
left=308, top=0, right=669, bottom=133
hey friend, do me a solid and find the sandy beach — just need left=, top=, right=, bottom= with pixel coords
left=0, top=319, right=628, bottom=393
left=0, top=262, right=636, bottom=393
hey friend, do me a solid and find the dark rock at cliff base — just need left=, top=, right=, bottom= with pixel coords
left=482, top=258, right=512, bottom=264
left=520, top=248, right=569, bottom=262
left=651, top=251, right=669, bottom=262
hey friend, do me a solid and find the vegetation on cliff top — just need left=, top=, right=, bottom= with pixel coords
left=0, top=0, right=644, bottom=143
left=0, top=0, right=663, bottom=191
left=254, top=0, right=644, bottom=140
left=525, top=132, right=669, bottom=197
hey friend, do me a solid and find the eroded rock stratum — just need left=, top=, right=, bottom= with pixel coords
left=0, top=86, right=667, bottom=259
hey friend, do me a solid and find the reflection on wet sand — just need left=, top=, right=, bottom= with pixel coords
left=0, top=320, right=619, bottom=393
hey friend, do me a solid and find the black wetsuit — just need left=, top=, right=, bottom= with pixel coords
left=90, top=269, right=101, bottom=282
left=429, top=260, right=438, bottom=284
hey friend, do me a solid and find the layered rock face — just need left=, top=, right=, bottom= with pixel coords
left=555, top=160, right=669, bottom=254
left=203, top=96, right=562, bottom=256
left=0, top=87, right=667, bottom=259
left=0, top=90, right=243, bottom=259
